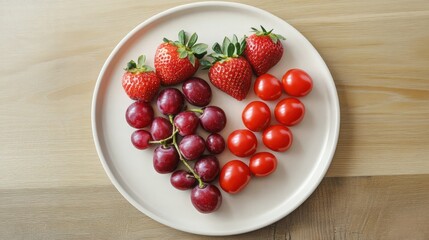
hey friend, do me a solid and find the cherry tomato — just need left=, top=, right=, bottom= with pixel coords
left=274, top=97, right=305, bottom=126
left=219, top=160, right=251, bottom=194
left=249, top=152, right=277, bottom=177
left=227, top=129, right=257, bottom=157
left=282, top=69, right=313, bottom=97
left=254, top=73, right=283, bottom=101
left=242, top=101, right=271, bottom=132
left=262, top=125, right=293, bottom=152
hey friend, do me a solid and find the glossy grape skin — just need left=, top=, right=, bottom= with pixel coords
left=194, top=155, right=220, bottom=182
left=191, top=184, right=222, bottom=213
left=200, top=106, right=227, bottom=133
left=170, top=170, right=197, bottom=190
left=157, top=88, right=185, bottom=115
left=182, top=77, right=212, bottom=107
left=130, top=129, right=151, bottom=150
left=150, top=117, right=173, bottom=141
left=125, top=101, right=154, bottom=128
left=153, top=145, right=179, bottom=174
left=205, top=133, right=225, bottom=154
left=178, top=135, right=205, bottom=160
left=174, top=111, right=200, bottom=136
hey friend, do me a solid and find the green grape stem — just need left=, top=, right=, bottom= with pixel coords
left=167, top=115, right=204, bottom=188
left=189, top=108, right=204, bottom=114
left=148, top=129, right=178, bottom=145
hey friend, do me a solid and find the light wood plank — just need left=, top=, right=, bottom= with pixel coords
left=1, top=175, right=427, bottom=239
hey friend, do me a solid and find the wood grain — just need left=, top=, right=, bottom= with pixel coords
left=1, top=175, right=427, bottom=240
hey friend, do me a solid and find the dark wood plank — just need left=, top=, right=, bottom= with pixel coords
left=1, top=175, right=427, bottom=239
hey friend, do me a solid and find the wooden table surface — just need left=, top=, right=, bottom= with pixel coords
left=1, top=0, right=428, bottom=239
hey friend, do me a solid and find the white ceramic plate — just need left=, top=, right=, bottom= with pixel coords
left=92, top=1, right=340, bottom=236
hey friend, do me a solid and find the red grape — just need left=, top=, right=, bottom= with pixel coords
left=131, top=129, right=151, bottom=150
left=170, top=170, right=197, bottom=190
left=182, top=77, right=212, bottom=107
left=153, top=145, right=179, bottom=174
left=174, top=111, right=200, bottom=136
left=191, top=184, right=222, bottom=214
left=125, top=101, right=154, bottom=128
left=200, top=106, right=226, bottom=133
left=150, top=117, right=172, bottom=141
left=194, top=155, right=220, bottom=182
left=157, top=88, right=185, bottom=115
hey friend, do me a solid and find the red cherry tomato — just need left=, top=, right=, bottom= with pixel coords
left=242, top=101, right=271, bottom=132
left=274, top=97, right=305, bottom=126
left=227, top=129, right=258, bottom=157
left=262, top=125, right=293, bottom=152
left=219, top=160, right=251, bottom=194
left=282, top=69, right=313, bottom=97
left=254, top=73, right=283, bottom=101
left=249, top=152, right=277, bottom=177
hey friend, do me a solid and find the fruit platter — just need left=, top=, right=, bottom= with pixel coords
left=92, top=1, right=340, bottom=236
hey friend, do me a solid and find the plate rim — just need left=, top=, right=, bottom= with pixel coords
left=91, top=1, right=340, bottom=236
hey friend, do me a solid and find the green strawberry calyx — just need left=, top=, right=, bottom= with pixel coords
left=124, top=55, right=153, bottom=73
left=200, top=35, right=246, bottom=69
left=163, top=30, right=208, bottom=67
left=251, top=25, right=286, bottom=44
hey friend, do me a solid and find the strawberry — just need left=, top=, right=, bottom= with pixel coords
left=155, top=30, right=208, bottom=85
left=122, top=55, right=161, bottom=102
left=202, top=36, right=252, bottom=101
left=243, top=26, right=286, bottom=76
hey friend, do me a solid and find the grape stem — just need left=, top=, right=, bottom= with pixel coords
left=148, top=129, right=178, bottom=145
left=168, top=115, right=204, bottom=188
left=189, top=108, right=204, bottom=114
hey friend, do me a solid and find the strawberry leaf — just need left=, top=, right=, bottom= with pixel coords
left=191, top=43, right=208, bottom=55
left=232, top=35, right=239, bottom=44
left=143, top=65, right=153, bottom=72
left=137, top=55, right=145, bottom=68
left=222, top=37, right=231, bottom=54
left=269, top=34, right=278, bottom=44
left=163, top=38, right=170, bottom=43
left=200, top=59, right=212, bottom=70
left=194, top=51, right=207, bottom=59
left=269, top=33, right=286, bottom=44
left=238, top=40, right=246, bottom=55
left=251, top=26, right=286, bottom=44
left=178, top=30, right=186, bottom=45
left=187, top=33, right=198, bottom=48
left=276, top=34, right=286, bottom=40
left=124, top=55, right=154, bottom=73
left=178, top=47, right=188, bottom=59
left=188, top=54, right=196, bottom=67
left=212, top=43, right=222, bottom=54
left=210, top=53, right=224, bottom=59
left=179, top=51, right=188, bottom=59
left=125, top=60, right=137, bottom=71
left=227, top=43, right=235, bottom=57
left=235, top=42, right=241, bottom=55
